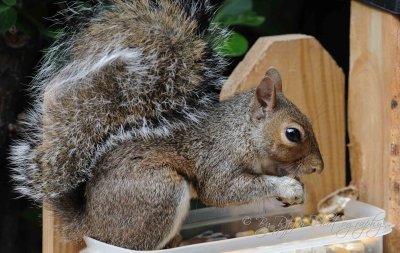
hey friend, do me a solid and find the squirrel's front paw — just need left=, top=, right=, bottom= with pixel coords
left=273, top=176, right=304, bottom=206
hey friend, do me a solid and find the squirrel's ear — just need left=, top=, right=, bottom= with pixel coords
left=255, top=75, right=277, bottom=110
left=265, top=67, right=282, bottom=93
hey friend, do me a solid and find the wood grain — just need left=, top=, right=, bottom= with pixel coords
left=43, top=204, right=84, bottom=253
left=348, top=1, right=400, bottom=251
left=221, top=34, right=346, bottom=214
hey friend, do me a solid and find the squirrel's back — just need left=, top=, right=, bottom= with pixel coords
left=10, top=0, right=227, bottom=201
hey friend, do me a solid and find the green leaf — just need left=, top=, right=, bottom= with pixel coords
left=217, top=10, right=265, bottom=27
left=217, top=32, right=249, bottom=57
left=214, top=0, right=252, bottom=22
left=2, top=0, right=16, bottom=6
left=0, top=5, right=17, bottom=33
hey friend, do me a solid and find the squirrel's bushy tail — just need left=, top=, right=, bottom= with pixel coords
left=10, top=0, right=228, bottom=203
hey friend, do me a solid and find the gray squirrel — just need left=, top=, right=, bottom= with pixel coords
left=10, top=0, right=324, bottom=250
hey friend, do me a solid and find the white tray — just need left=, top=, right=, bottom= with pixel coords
left=81, top=200, right=392, bottom=253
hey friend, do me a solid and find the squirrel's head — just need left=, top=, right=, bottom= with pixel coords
left=250, top=68, right=324, bottom=177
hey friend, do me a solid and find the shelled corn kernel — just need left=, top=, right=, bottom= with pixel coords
left=327, top=244, right=350, bottom=253
left=180, top=187, right=373, bottom=251
left=255, top=227, right=270, bottom=234
left=344, top=243, right=365, bottom=253
left=235, top=230, right=255, bottom=237
left=290, top=213, right=342, bottom=229
left=361, top=238, right=380, bottom=253
left=181, top=225, right=379, bottom=253
left=327, top=242, right=366, bottom=253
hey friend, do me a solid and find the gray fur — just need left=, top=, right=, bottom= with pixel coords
left=9, top=0, right=324, bottom=250
left=10, top=0, right=227, bottom=200
left=65, top=91, right=322, bottom=250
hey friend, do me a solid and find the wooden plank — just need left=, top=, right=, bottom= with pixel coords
left=221, top=34, right=346, bottom=214
left=348, top=1, right=400, bottom=252
left=43, top=204, right=84, bottom=253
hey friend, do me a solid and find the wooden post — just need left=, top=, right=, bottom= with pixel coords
left=348, top=1, right=400, bottom=252
left=43, top=204, right=84, bottom=253
left=221, top=34, right=346, bottom=214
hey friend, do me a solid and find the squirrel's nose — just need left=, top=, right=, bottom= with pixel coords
left=304, top=165, right=321, bottom=174
left=304, top=155, right=324, bottom=174
left=311, top=164, right=323, bottom=174
left=312, top=158, right=324, bottom=174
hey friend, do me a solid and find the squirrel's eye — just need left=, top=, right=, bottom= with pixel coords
left=285, top=128, right=302, bottom=143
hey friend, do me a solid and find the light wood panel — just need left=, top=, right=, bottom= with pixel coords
left=43, top=204, right=84, bottom=253
left=221, top=34, right=346, bottom=214
left=348, top=1, right=400, bottom=251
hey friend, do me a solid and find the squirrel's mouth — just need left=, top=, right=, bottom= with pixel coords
left=258, top=158, right=316, bottom=178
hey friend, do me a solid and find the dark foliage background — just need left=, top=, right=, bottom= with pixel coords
left=0, top=0, right=349, bottom=252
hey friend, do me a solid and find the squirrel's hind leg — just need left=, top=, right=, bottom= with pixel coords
left=84, top=156, right=191, bottom=250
